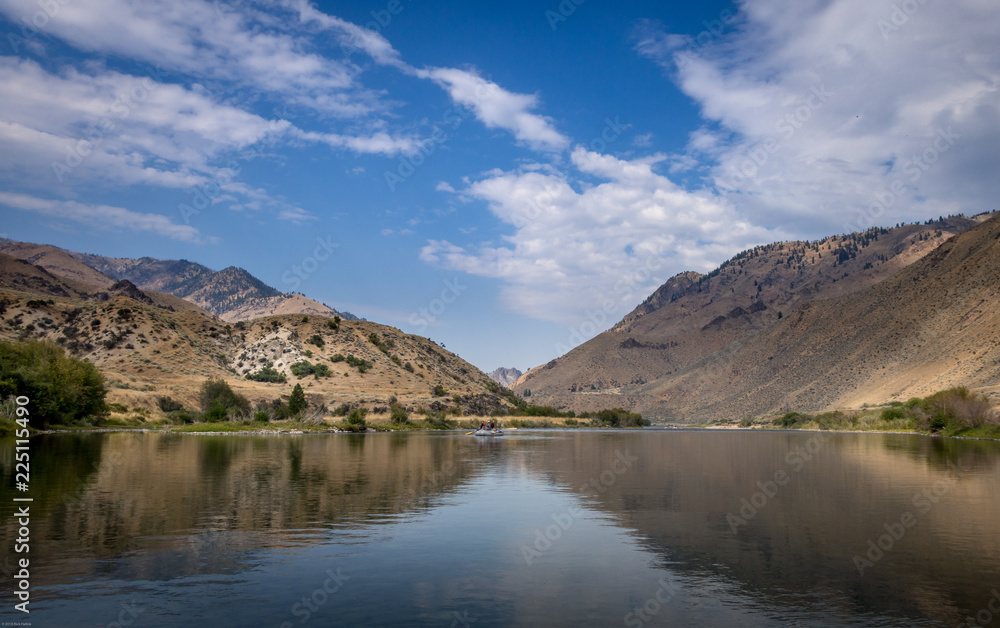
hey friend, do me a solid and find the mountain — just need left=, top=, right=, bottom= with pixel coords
left=488, top=367, right=522, bottom=387
left=0, top=265, right=512, bottom=420
left=0, top=240, right=357, bottom=323
left=0, top=251, right=209, bottom=315
left=514, top=213, right=1000, bottom=420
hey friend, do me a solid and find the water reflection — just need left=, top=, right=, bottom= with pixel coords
left=0, top=430, right=997, bottom=626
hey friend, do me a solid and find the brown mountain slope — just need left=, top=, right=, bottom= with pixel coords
left=70, top=250, right=356, bottom=322
left=515, top=216, right=982, bottom=399
left=515, top=214, right=999, bottom=419
left=644, top=212, right=1000, bottom=420
left=0, top=282, right=510, bottom=420
left=0, top=253, right=206, bottom=315
left=0, top=240, right=115, bottom=288
left=219, top=293, right=345, bottom=323
left=0, top=240, right=356, bottom=323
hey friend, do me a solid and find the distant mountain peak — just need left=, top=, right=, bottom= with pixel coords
left=489, top=367, right=522, bottom=387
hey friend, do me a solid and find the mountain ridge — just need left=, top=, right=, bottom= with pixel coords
left=514, top=213, right=1000, bottom=419
left=0, top=239, right=358, bottom=324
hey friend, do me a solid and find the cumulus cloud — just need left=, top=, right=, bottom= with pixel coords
left=636, top=0, right=1000, bottom=236
left=426, top=0, right=1000, bottom=332
left=422, top=148, right=778, bottom=326
left=0, top=191, right=210, bottom=243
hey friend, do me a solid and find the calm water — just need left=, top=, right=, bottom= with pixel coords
left=1, top=430, right=1000, bottom=627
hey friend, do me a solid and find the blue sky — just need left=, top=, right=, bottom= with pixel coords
left=1, top=0, right=998, bottom=373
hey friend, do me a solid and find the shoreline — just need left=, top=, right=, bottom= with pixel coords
left=18, top=423, right=1000, bottom=442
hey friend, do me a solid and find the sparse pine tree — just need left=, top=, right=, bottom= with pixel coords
left=288, top=383, right=307, bottom=416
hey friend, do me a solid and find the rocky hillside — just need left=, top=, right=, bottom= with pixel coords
left=0, top=240, right=357, bottom=323
left=488, top=367, right=522, bottom=387
left=0, top=273, right=511, bottom=420
left=515, top=213, right=1000, bottom=420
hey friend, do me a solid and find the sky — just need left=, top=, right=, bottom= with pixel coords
left=0, top=0, right=998, bottom=373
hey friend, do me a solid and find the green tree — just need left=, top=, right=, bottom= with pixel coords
left=199, top=379, right=250, bottom=422
left=288, top=383, right=307, bottom=416
left=0, top=339, right=107, bottom=427
left=389, top=403, right=409, bottom=424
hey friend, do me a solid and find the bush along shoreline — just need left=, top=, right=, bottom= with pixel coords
left=0, top=339, right=649, bottom=435
left=712, top=387, right=1000, bottom=440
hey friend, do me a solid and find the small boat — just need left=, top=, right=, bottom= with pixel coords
left=474, top=428, right=503, bottom=436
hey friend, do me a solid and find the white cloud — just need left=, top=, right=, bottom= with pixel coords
left=0, top=56, right=421, bottom=228
left=277, top=207, right=317, bottom=224
left=421, top=148, right=778, bottom=325
left=0, top=0, right=377, bottom=117
left=415, top=66, right=570, bottom=152
left=289, top=0, right=404, bottom=68
left=636, top=0, right=1000, bottom=236
left=0, top=191, right=210, bottom=243
left=294, top=129, right=422, bottom=156
left=632, top=132, right=654, bottom=147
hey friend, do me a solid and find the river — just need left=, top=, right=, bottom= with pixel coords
left=1, top=429, right=998, bottom=626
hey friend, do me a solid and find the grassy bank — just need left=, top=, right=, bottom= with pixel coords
left=708, top=387, right=1000, bottom=440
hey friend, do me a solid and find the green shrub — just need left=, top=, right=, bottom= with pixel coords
left=880, top=407, right=907, bottom=422
left=773, top=412, right=806, bottom=428
left=157, top=396, right=184, bottom=412
left=368, top=333, right=393, bottom=355
left=198, top=379, right=250, bottom=421
left=246, top=366, right=287, bottom=383
left=344, top=355, right=371, bottom=373
left=433, top=384, right=447, bottom=396
left=595, top=407, right=647, bottom=427
left=390, top=403, right=409, bottom=424
left=0, top=339, right=107, bottom=427
left=307, top=334, right=325, bottom=347
left=290, top=360, right=330, bottom=378
left=423, top=411, right=451, bottom=429
left=347, top=407, right=367, bottom=427
left=167, top=409, right=197, bottom=424
left=253, top=410, right=270, bottom=422
left=922, top=387, right=992, bottom=429
left=565, top=418, right=578, bottom=426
